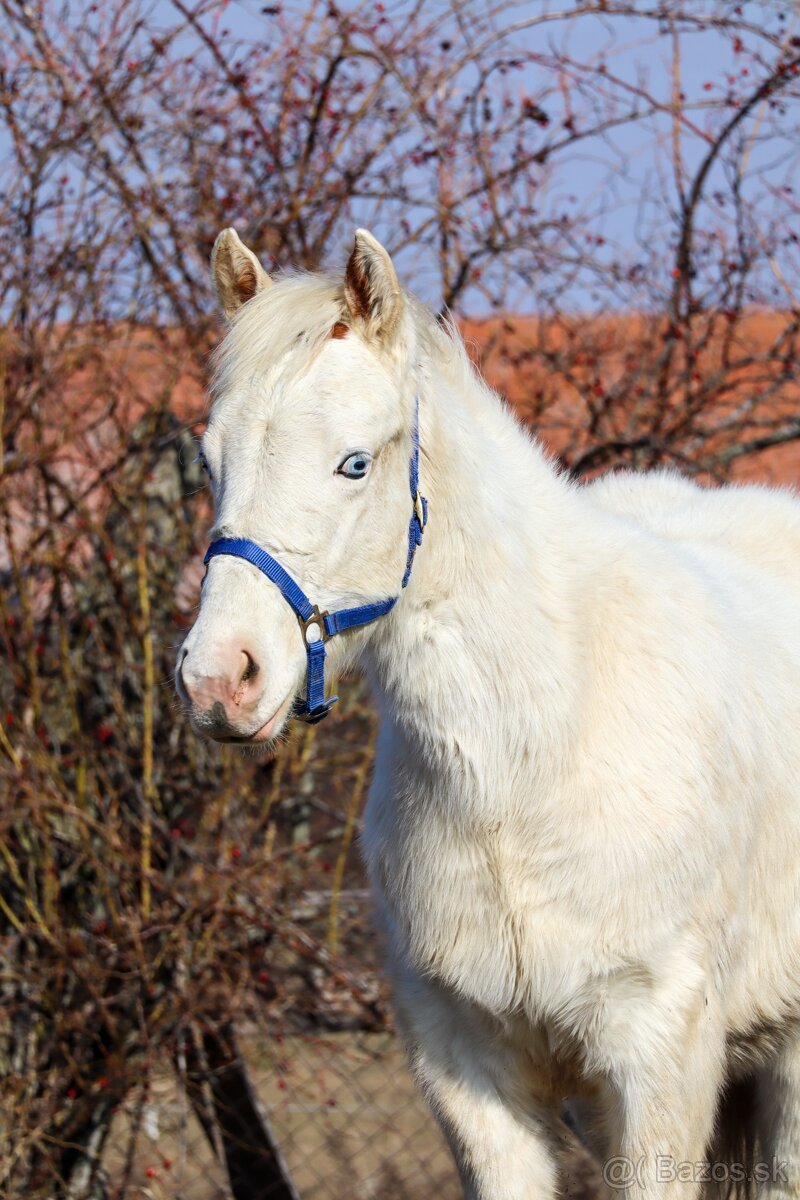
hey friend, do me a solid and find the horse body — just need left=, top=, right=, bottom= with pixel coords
left=178, top=227, right=800, bottom=1199
left=364, top=320, right=800, bottom=1080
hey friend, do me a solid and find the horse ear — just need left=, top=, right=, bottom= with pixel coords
left=210, top=228, right=271, bottom=321
left=343, top=229, right=402, bottom=339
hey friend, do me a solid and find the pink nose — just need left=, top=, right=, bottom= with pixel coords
left=178, top=643, right=262, bottom=728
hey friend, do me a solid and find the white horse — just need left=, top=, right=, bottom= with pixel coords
left=177, top=226, right=800, bottom=1200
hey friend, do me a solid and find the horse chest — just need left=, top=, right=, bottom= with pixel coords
left=365, top=787, right=597, bottom=1017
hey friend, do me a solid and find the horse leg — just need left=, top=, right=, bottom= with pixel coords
left=392, top=969, right=559, bottom=1200
left=603, top=986, right=726, bottom=1200
left=755, top=1035, right=800, bottom=1198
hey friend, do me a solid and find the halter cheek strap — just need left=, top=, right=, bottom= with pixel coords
left=403, top=397, right=428, bottom=588
left=202, top=399, right=427, bottom=724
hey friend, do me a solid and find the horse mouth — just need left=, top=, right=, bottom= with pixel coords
left=204, top=693, right=294, bottom=745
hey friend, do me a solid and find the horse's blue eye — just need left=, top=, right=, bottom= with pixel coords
left=338, top=452, right=371, bottom=480
left=197, top=450, right=213, bottom=481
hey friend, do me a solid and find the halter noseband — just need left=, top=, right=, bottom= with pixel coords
left=203, top=400, right=427, bottom=724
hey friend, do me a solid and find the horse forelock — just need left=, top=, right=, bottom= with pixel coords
left=209, top=267, right=482, bottom=416
left=209, top=271, right=345, bottom=402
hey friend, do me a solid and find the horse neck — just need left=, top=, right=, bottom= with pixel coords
left=366, top=343, right=582, bottom=780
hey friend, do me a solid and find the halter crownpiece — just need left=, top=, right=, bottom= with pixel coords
left=202, top=398, right=428, bottom=724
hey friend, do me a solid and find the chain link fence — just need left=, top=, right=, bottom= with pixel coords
left=100, top=1019, right=604, bottom=1200
left=103, top=1025, right=463, bottom=1200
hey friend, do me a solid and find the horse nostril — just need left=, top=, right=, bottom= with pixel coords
left=179, top=643, right=262, bottom=717
left=240, top=651, right=259, bottom=685
left=232, top=650, right=259, bottom=705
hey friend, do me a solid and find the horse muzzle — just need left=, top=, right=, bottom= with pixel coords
left=176, top=641, right=276, bottom=741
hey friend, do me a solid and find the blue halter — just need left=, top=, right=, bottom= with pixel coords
left=203, top=400, right=428, bottom=724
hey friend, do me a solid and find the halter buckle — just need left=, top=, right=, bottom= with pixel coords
left=296, top=696, right=339, bottom=724
left=297, top=605, right=330, bottom=644
left=414, top=490, right=426, bottom=531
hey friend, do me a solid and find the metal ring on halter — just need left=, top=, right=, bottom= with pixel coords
left=297, top=606, right=330, bottom=645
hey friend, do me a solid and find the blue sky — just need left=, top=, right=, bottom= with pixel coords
left=180, top=0, right=797, bottom=310
left=3, top=0, right=796, bottom=316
